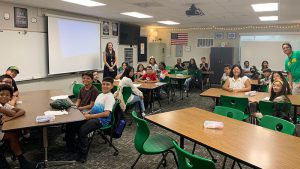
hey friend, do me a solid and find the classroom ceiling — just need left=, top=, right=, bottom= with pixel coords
left=1, top=0, right=300, bottom=28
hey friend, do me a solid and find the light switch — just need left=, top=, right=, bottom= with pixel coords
left=4, top=13, right=10, bottom=20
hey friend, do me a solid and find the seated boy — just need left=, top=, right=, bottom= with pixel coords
left=75, top=72, right=99, bottom=112
left=220, top=64, right=231, bottom=85
left=138, top=66, right=159, bottom=83
left=0, top=75, right=18, bottom=106
left=65, top=77, right=115, bottom=163
left=5, top=66, right=20, bottom=98
left=260, top=68, right=272, bottom=86
left=0, top=84, right=34, bottom=169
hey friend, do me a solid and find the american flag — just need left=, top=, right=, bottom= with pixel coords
left=171, top=33, right=188, bottom=45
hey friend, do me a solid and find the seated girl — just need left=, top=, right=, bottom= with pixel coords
left=159, top=62, right=168, bottom=81
left=222, top=64, right=251, bottom=92
left=268, top=71, right=291, bottom=94
left=149, top=56, right=159, bottom=73
left=135, top=64, right=145, bottom=79
left=116, top=62, right=128, bottom=79
left=114, top=66, right=146, bottom=116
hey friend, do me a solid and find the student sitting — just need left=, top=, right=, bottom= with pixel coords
left=174, top=58, right=185, bottom=71
left=75, top=72, right=99, bottom=112
left=249, top=66, right=260, bottom=80
left=0, top=75, right=18, bottom=106
left=92, top=71, right=101, bottom=83
left=268, top=71, right=291, bottom=94
left=260, top=68, right=272, bottom=86
left=253, top=80, right=291, bottom=121
left=159, top=62, right=169, bottom=81
left=149, top=56, right=159, bottom=73
left=243, top=61, right=251, bottom=77
left=138, top=66, right=159, bottom=83
left=261, top=60, right=269, bottom=72
left=222, top=64, right=251, bottom=92
left=135, top=64, right=146, bottom=79
left=114, top=67, right=146, bottom=116
left=220, top=64, right=231, bottom=85
left=65, top=77, right=115, bottom=163
left=116, top=62, right=128, bottom=79
left=184, top=58, right=198, bottom=92
left=5, top=66, right=20, bottom=101
left=0, top=84, right=34, bottom=169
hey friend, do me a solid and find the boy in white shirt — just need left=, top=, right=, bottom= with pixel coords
left=220, top=64, right=231, bottom=85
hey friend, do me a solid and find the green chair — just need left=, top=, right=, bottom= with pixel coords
left=174, top=141, right=215, bottom=169
left=259, top=100, right=291, bottom=117
left=220, top=95, right=250, bottom=121
left=122, top=87, right=133, bottom=104
left=131, top=111, right=178, bottom=168
left=261, top=85, right=269, bottom=93
left=72, top=83, right=84, bottom=98
left=92, top=83, right=102, bottom=93
left=214, top=106, right=245, bottom=120
left=260, top=115, right=295, bottom=135
left=166, top=65, right=173, bottom=71
left=170, top=69, right=176, bottom=74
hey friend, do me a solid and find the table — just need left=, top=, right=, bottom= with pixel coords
left=2, top=90, right=85, bottom=167
left=200, top=88, right=300, bottom=123
left=145, top=107, right=300, bottom=169
left=167, top=74, right=191, bottom=100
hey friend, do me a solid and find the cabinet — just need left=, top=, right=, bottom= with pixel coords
left=210, top=47, right=234, bottom=84
left=148, top=42, right=166, bottom=63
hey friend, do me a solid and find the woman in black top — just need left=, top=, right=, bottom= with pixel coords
left=103, top=42, right=118, bottom=78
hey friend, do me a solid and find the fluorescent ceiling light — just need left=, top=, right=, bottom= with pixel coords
left=259, top=16, right=278, bottom=21
left=251, top=3, right=278, bottom=12
left=157, top=21, right=180, bottom=25
left=61, top=0, right=106, bottom=7
left=121, top=12, right=153, bottom=18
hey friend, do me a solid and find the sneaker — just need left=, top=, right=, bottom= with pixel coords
left=142, top=112, right=146, bottom=117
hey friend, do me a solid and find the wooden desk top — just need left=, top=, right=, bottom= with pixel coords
left=200, top=88, right=300, bottom=106
left=113, top=80, right=167, bottom=90
left=2, top=90, right=85, bottom=131
left=167, top=74, right=191, bottom=79
left=146, top=107, right=300, bottom=169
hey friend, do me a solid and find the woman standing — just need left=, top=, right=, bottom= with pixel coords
left=103, top=42, right=118, bottom=78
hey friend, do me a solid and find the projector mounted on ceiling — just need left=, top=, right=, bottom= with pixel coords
left=186, top=4, right=205, bottom=16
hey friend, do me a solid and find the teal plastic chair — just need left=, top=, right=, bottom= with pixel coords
left=131, top=111, right=178, bottom=168
left=260, top=115, right=295, bottom=135
left=72, top=83, right=84, bottom=98
left=259, top=100, right=291, bottom=117
left=214, top=106, right=245, bottom=120
left=92, top=83, right=102, bottom=93
left=220, top=95, right=250, bottom=121
left=174, top=141, right=215, bottom=169
left=261, top=85, right=269, bottom=93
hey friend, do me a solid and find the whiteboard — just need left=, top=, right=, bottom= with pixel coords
left=101, top=37, right=119, bottom=70
left=0, top=30, right=47, bottom=81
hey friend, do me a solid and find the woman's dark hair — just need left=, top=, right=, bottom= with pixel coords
left=261, top=60, right=269, bottom=70
left=229, top=64, right=244, bottom=78
left=105, top=42, right=115, bottom=55
left=136, top=64, right=144, bottom=72
left=282, top=43, right=292, bottom=49
left=270, top=71, right=291, bottom=94
left=159, top=62, right=166, bottom=70
left=121, top=62, right=128, bottom=67
left=0, top=84, right=13, bottom=97
left=121, top=66, right=134, bottom=81
left=188, top=58, right=197, bottom=71
left=269, top=80, right=290, bottom=101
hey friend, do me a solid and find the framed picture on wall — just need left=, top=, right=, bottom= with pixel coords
left=227, top=32, right=236, bottom=39
left=14, top=7, right=28, bottom=28
left=214, top=32, right=224, bottom=39
left=102, top=21, right=109, bottom=36
left=112, top=22, right=119, bottom=36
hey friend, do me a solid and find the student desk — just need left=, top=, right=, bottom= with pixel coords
left=200, top=88, right=300, bottom=123
left=145, top=107, right=300, bottom=169
left=2, top=90, right=85, bottom=167
left=167, top=74, right=191, bottom=100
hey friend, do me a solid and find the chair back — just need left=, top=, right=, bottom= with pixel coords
left=220, top=95, right=248, bottom=112
left=73, top=83, right=84, bottom=98
left=214, top=106, right=244, bottom=121
left=92, top=83, right=102, bottom=93
left=122, top=87, right=133, bottom=104
left=260, top=115, right=295, bottom=135
left=132, top=111, right=150, bottom=154
left=259, top=100, right=291, bottom=117
left=173, top=141, right=216, bottom=169
left=160, top=76, right=170, bottom=83
left=170, top=69, right=176, bottom=74
left=261, top=85, right=269, bottom=92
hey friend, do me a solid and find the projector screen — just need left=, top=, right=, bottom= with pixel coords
left=48, top=16, right=101, bottom=75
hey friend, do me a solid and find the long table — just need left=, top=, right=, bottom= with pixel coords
left=145, top=107, right=300, bottom=169
left=200, top=88, right=300, bottom=123
left=2, top=90, right=85, bottom=167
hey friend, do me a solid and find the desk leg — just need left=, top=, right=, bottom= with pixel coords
left=180, top=136, right=184, bottom=149
left=40, top=127, right=75, bottom=168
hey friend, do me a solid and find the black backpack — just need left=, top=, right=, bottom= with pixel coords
left=50, top=99, right=73, bottom=110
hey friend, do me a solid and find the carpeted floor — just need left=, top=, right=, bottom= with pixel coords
left=4, top=87, right=261, bottom=169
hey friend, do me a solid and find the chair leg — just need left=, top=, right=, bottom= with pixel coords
left=192, top=143, right=196, bottom=154
left=206, top=148, right=217, bottom=162
left=231, top=160, right=236, bottom=169
left=131, top=154, right=142, bottom=169
left=222, top=156, right=227, bottom=169
left=169, top=150, right=179, bottom=168
left=237, top=161, right=243, bottom=169
left=99, top=132, right=119, bottom=156
left=156, top=152, right=168, bottom=169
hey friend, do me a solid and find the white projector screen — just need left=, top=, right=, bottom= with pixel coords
left=48, top=16, right=101, bottom=75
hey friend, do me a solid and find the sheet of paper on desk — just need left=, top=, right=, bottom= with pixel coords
left=155, top=82, right=166, bottom=86
left=44, top=110, right=68, bottom=116
left=133, top=84, right=141, bottom=87
left=50, top=95, right=69, bottom=101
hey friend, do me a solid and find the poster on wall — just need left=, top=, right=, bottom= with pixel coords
left=112, top=22, right=119, bottom=36
left=102, top=21, right=109, bottom=36
left=14, top=7, right=28, bottom=28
